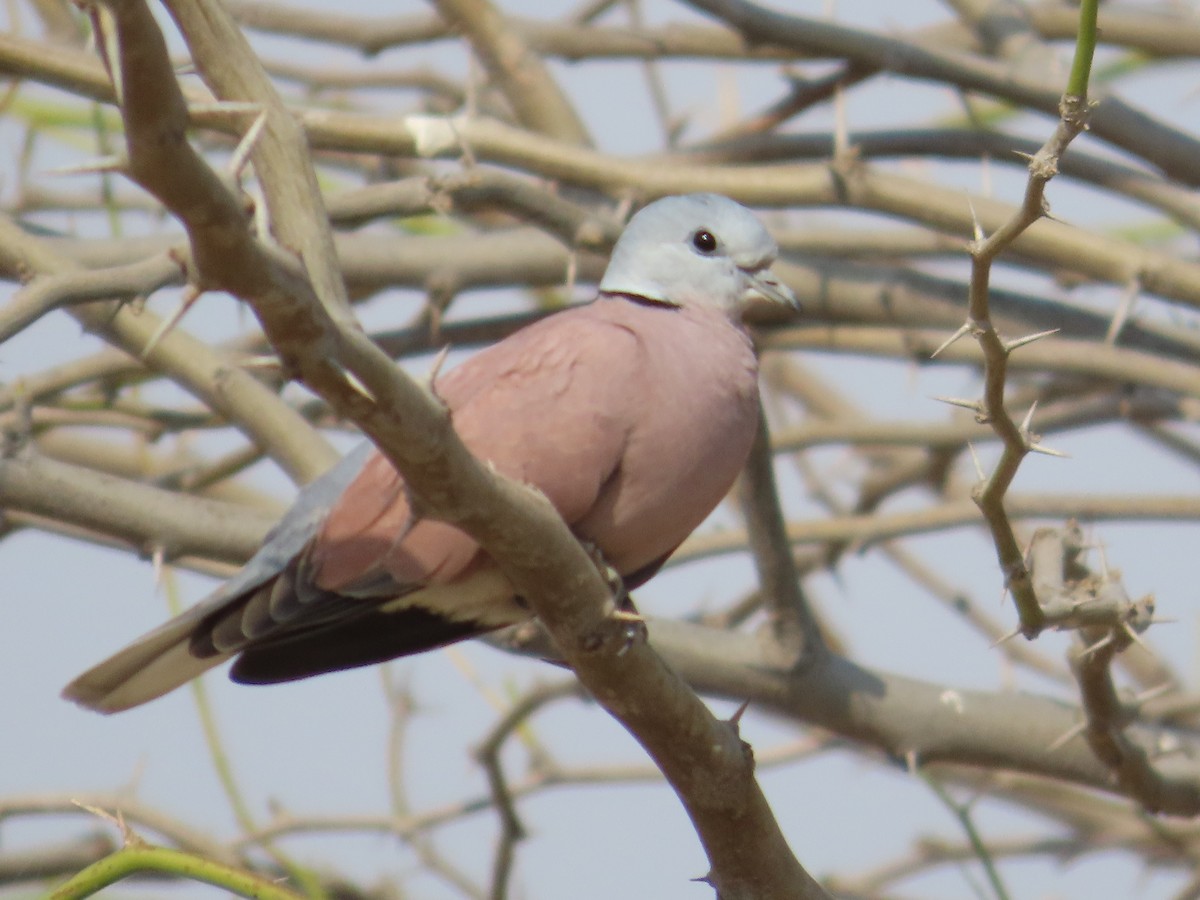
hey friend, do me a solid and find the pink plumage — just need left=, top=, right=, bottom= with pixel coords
left=64, top=193, right=797, bottom=712
left=315, top=300, right=759, bottom=591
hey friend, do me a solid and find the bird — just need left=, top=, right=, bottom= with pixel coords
left=64, top=193, right=799, bottom=713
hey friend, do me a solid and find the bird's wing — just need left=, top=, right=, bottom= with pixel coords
left=221, top=309, right=646, bottom=681
left=308, top=306, right=644, bottom=594
left=65, top=307, right=644, bottom=710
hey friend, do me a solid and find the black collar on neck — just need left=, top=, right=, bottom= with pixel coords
left=601, top=291, right=681, bottom=310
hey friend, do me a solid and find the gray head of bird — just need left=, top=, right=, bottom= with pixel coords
left=599, top=193, right=799, bottom=317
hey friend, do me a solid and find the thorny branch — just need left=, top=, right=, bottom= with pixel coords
left=960, top=86, right=1097, bottom=636
left=913, top=0, right=1195, bottom=828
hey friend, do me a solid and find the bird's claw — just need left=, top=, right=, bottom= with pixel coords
left=581, top=540, right=630, bottom=608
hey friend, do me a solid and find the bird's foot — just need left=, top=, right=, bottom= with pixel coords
left=580, top=540, right=629, bottom=606
left=579, top=542, right=646, bottom=657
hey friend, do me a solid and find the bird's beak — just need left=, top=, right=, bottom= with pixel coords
left=744, top=266, right=800, bottom=311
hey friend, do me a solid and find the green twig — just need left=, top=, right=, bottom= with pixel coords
left=1065, top=0, right=1100, bottom=98
left=919, top=772, right=1010, bottom=900
left=49, top=843, right=305, bottom=900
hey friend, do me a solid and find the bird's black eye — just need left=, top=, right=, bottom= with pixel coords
left=691, top=229, right=718, bottom=254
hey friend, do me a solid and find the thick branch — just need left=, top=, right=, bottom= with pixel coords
left=0, top=450, right=271, bottom=564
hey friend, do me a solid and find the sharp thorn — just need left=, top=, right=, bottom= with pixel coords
left=967, top=441, right=986, bottom=481
left=729, top=699, right=752, bottom=726
left=931, top=322, right=972, bottom=359
left=1122, top=621, right=1150, bottom=650
left=238, top=354, right=283, bottom=371
left=1133, top=682, right=1175, bottom=705
left=249, top=187, right=272, bottom=241
left=43, top=155, right=126, bottom=177
left=990, top=627, right=1021, bottom=648
left=1080, top=634, right=1113, bottom=657
left=1046, top=720, right=1086, bottom=753
left=150, top=544, right=165, bottom=592
left=340, top=366, right=376, bottom=404
left=1019, top=400, right=1039, bottom=435
left=1005, top=328, right=1060, bottom=352
left=1028, top=441, right=1070, bottom=458
left=932, top=395, right=981, bottom=412
left=228, top=110, right=269, bottom=179
left=428, top=344, right=453, bottom=387
left=72, top=799, right=125, bottom=832
left=1105, top=280, right=1141, bottom=346
left=187, top=100, right=263, bottom=118
left=967, top=198, right=984, bottom=242
left=141, top=286, right=201, bottom=359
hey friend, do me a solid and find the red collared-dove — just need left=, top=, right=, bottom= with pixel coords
left=65, top=193, right=798, bottom=713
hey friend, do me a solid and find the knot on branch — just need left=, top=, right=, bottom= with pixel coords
left=1058, top=93, right=1097, bottom=131
left=1026, top=521, right=1151, bottom=639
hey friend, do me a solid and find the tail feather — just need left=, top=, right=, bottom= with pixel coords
left=230, top=606, right=486, bottom=684
left=62, top=613, right=232, bottom=714
left=63, top=530, right=525, bottom=711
